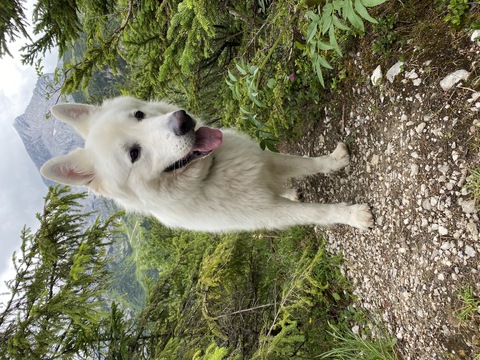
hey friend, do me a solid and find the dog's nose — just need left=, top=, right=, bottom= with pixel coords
left=169, top=110, right=195, bottom=136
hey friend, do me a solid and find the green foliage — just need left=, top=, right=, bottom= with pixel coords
left=226, top=61, right=279, bottom=151
left=129, top=220, right=384, bottom=359
left=442, top=0, right=470, bottom=28
left=455, top=284, right=480, bottom=321
left=0, top=185, right=124, bottom=359
left=0, top=0, right=30, bottom=57
left=466, top=167, right=480, bottom=208
left=371, top=15, right=398, bottom=55
left=298, top=0, right=387, bottom=87
left=319, top=323, right=398, bottom=359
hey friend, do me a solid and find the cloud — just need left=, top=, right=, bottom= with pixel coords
left=0, top=0, right=58, bottom=299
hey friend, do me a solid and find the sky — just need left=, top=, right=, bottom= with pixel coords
left=0, top=1, right=58, bottom=301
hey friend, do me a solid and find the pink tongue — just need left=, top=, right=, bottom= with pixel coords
left=193, top=127, right=223, bottom=152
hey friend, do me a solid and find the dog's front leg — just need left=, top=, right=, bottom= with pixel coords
left=268, top=199, right=374, bottom=230
left=266, top=143, right=350, bottom=181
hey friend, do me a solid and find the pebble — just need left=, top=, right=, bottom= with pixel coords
left=460, top=200, right=476, bottom=214
left=465, top=245, right=476, bottom=258
left=439, top=70, right=470, bottom=91
left=438, top=226, right=448, bottom=236
left=371, top=65, right=383, bottom=85
left=386, top=61, right=404, bottom=83
left=467, top=221, right=478, bottom=236
left=472, top=29, right=480, bottom=42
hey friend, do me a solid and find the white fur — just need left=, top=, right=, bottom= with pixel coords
left=41, top=96, right=373, bottom=232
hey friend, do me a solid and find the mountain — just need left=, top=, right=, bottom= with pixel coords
left=13, top=74, right=114, bottom=218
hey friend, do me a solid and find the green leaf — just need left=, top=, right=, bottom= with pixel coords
left=344, top=0, right=365, bottom=31
left=355, top=0, right=378, bottom=23
left=267, top=78, right=276, bottom=89
left=317, top=55, right=333, bottom=69
left=235, top=62, right=247, bottom=75
left=360, top=0, right=387, bottom=6
left=227, top=70, right=237, bottom=82
left=314, top=60, right=325, bottom=87
left=317, top=40, right=335, bottom=51
left=332, top=292, right=341, bottom=301
left=329, top=25, right=342, bottom=56
left=295, top=41, right=306, bottom=50
left=305, top=10, right=320, bottom=22
left=321, top=14, right=332, bottom=35
left=306, top=20, right=318, bottom=43
left=239, top=106, right=251, bottom=115
left=332, top=15, right=351, bottom=31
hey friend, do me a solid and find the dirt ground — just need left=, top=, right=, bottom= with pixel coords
left=285, top=11, right=480, bottom=360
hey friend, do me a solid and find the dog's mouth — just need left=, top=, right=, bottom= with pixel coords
left=164, top=126, right=223, bottom=172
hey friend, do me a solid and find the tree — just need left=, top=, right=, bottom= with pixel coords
left=0, top=186, right=124, bottom=359
left=0, top=0, right=30, bottom=57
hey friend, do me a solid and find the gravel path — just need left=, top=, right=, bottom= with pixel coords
left=289, top=31, right=480, bottom=358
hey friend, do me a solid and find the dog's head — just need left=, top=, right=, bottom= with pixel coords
left=40, top=97, right=222, bottom=201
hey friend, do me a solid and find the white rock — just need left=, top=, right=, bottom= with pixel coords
left=386, top=61, right=404, bottom=83
left=460, top=200, right=476, bottom=214
left=413, top=78, right=422, bottom=86
left=471, top=29, right=480, bottom=42
left=411, top=164, right=419, bottom=176
left=438, top=273, right=445, bottom=281
left=416, top=122, right=426, bottom=134
left=467, top=221, right=478, bottom=236
left=440, top=70, right=470, bottom=91
left=371, top=65, right=383, bottom=85
left=441, top=242, right=451, bottom=250
left=465, top=245, right=476, bottom=258
left=467, top=92, right=480, bottom=103
left=405, top=70, right=418, bottom=79
left=438, top=226, right=448, bottom=236
left=422, top=200, right=432, bottom=211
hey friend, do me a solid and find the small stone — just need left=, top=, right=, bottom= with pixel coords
left=371, top=65, right=383, bottom=85
left=411, top=164, right=419, bottom=176
left=460, top=200, right=476, bottom=214
left=422, top=200, right=432, bottom=211
left=471, top=29, right=480, bottom=42
left=386, top=61, right=404, bottom=83
left=441, top=242, right=451, bottom=250
left=440, top=70, right=470, bottom=91
left=438, top=165, right=449, bottom=174
left=416, top=122, right=426, bottom=134
left=438, top=273, right=445, bottom=281
left=465, top=245, right=476, bottom=258
left=438, top=226, right=448, bottom=236
left=412, top=78, right=422, bottom=86
left=406, top=70, right=419, bottom=79
left=467, top=221, right=478, bottom=236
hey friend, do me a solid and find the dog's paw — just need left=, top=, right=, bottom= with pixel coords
left=348, top=203, right=374, bottom=230
left=329, top=142, right=350, bottom=171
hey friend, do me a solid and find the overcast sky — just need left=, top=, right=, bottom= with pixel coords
left=0, top=1, right=58, bottom=301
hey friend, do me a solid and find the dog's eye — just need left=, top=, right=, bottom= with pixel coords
left=129, top=146, right=141, bottom=163
left=134, top=110, right=145, bottom=120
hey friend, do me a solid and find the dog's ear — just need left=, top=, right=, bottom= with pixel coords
left=40, top=149, right=95, bottom=187
left=51, top=103, right=95, bottom=138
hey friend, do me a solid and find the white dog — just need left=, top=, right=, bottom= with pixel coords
left=40, top=96, right=373, bottom=232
